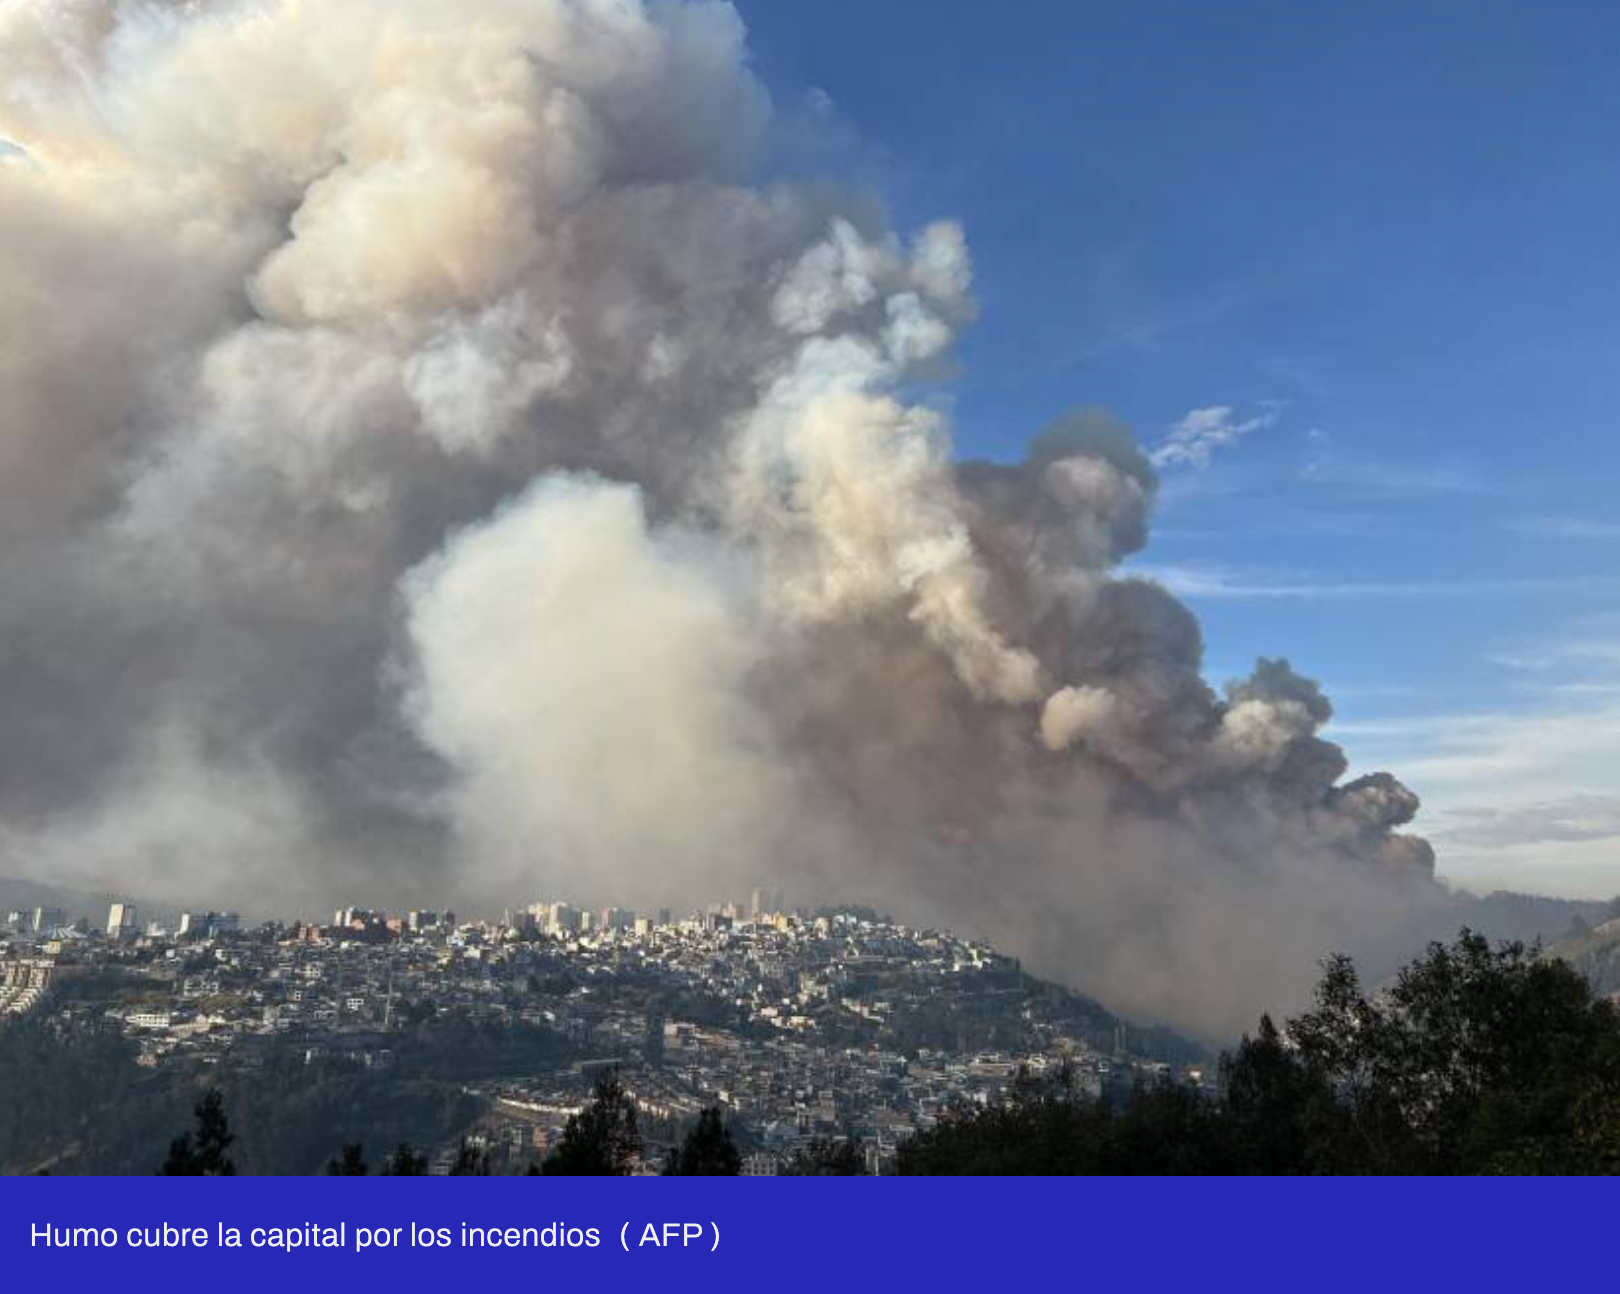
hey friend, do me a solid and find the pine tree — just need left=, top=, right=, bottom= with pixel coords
left=160, top=1089, right=235, bottom=1176
left=448, top=1138, right=491, bottom=1175
left=541, top=1069, right=642, bottom=1175
left=325, top=1143, right=368, bottom=1175
left=160, top=1135, right=196, bottom=1176
left=378, top=1143, right=429, bottom=1176
left=663, top=1107, right=741, bottom=1176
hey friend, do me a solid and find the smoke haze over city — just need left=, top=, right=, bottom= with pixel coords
left=0, top=0, right=1466, bottom=1035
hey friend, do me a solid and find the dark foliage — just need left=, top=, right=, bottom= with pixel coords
left=780, top=1137, right=867, bottom=1175
left=0, top=1005, right=558, bottom=1174
left=160, top=1089, right=236, bottom=1176
left=325, top=1142, right=367, bottom=1175
left=0, top=1016, right=182, bottom=1174
left=897, top=932, right=1620, bottom=1175
left=663, top=1107, right=741, bottom=1175
left=448, top=1138, right=492, bottom=1175
left=378, top=1142, right=429, bottom=1175
left=540, top=1069, right=642, bottom=1175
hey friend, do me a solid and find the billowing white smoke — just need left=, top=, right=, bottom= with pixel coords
left=0, top=0, right=1438, bottom=1034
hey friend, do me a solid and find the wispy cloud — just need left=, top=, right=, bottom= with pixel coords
left=1130, top=563, right=1620, bottom=602
left=1512, top=516, right=1620, bottom=540
left=1298, top=450, right=1494, bottom=498
left=1441, top=795, right=1620, bottom=849
left=1151, top=506, right=1405, bottom=541
left=1151, top=404, right=1278, bottom=470
left=1488, top=640, right=1620, bottom=674
left=1331, top=695, right=1620, bottom=898
left=1484, top=614, right=1620, bottom=676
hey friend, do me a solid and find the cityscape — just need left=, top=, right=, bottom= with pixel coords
left=1, top=892, right=1197, bottom=1174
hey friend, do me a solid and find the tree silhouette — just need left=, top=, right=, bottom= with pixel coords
left=1287, top=930, right=1620, bottom=1172
left=781, top=1137, right=867, bottom=1175
left=895, top=931, right=1620, bottom=1175
left=1218, top=1015, right=1340, bottom=1174
left=160, top=1089, right=236, bottom=1176
left=663, top=1107, right=741, bottom=1175
left=325, top=1142, right=368, bottom=1175
left=541, top=1069, right=642, bottom=1175
left=447, top=1138, right=491, bottom=1175
left=378, top=1143, right=429, bottom=1176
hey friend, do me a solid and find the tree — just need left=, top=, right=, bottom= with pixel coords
left=1218, top=1015, right=1343, bottom=1174
left=893, top=932, right=1620, bottom=1175
left=663, top=1107, right=741, bottom=1176
left=1106, top=1078, right=1226, bottom=1174
left=448, top=1138, right=491, bottom=1175
left=541, top=1070, right=642, bottom=1175
left=160, top=1089, right=236, bottom=1176
left=325, top=1143, right=368, bottom=1175
left=378, top=1143, right=429, bottom=1176
left=1285, top=931, right=1620, bottom=1173
left=895, top=1063, right=1116, bottom=1175
left=781, top=1137, right=867, bottom=1176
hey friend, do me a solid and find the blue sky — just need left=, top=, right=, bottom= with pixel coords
left=736, top=0, right=1620, bottom=899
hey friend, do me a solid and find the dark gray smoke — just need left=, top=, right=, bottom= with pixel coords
left=0, top=0, right=1439, bottom=1034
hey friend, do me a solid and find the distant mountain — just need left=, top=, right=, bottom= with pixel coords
left=1442, top=890, right=1617, bottom=947
left=1547, top=916, right=1620, bottom=999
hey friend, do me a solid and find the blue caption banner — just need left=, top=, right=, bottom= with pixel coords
left=4, top=1177, right=1612, bottom=1292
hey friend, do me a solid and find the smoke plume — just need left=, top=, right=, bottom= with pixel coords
left=0, top=0, right=1440, bottom=1034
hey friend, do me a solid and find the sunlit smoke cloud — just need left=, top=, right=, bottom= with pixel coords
left=0, top=0, right=1439, bottom=1034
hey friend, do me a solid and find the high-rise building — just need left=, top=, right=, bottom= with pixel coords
left=31, top=907, right=66, bottom=934
left=178, top=910, right=239, bottom=938
left=107, top=902, right=138, bottom=940
left=545, top=903, right=580, bottom=936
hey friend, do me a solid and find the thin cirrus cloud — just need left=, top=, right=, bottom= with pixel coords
left=1327, top=617, right=1620, bottom=896
left=1330, top=696, right=1620, bottom=898
left=1296, top=449, right=1495, bottom=498
left=1130, top=563, right=1620, bottom=602
left=1512, top=516, right=1620, bottom=540
left=1484, top=613, right=1620, bottom=675
left=1441, top=795, right=1620, bottom=849
left=1334, top=702, right=1620, bottom=800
